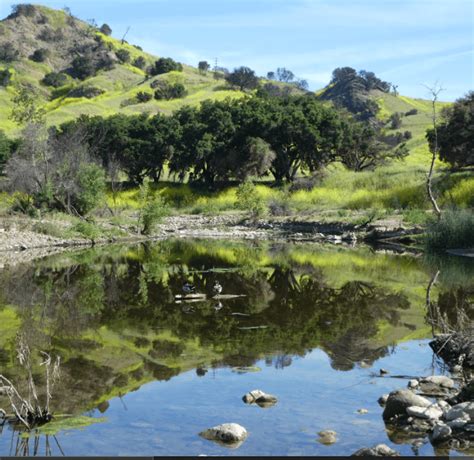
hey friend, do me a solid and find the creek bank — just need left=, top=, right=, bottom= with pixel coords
left=430, top=331, right=474, bottom=371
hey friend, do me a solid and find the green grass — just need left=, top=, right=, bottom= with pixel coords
left=425, top=210, right=474, bottom=251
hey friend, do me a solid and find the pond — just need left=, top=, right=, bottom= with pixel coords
left=0, top=239, right=472, bottom=456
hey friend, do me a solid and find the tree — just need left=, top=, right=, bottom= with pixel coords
left=70, top=55, right=97, bottom=80
left=389, top=112, right=402, bottom=129
left=115, top=49, right=130, bottom=63
left=267, top=71, right=275, bottom=80
left=30, top=48, right=50, bottom=63
left=132, top=56, right=146, bottom=70
left=136, top=91, right=153, bottom=103
left=295, top=79, right=309, bottom=91
left=424, top=84, right=443, bottom=220
left=427, top=91, right=474, bottom=168
left=42, top=72, right=67, bottom=88
left=0, top=43, right=17, bottom=62
left=149, top=57, right=183, bottom=76
left=198, top=61, right=210, bottom=73
left=0, top=130, right=14, bottom=175
left=276, top=67, right=294, bottom=83
left=225, top=66, right=259, bottom=91
left=100, top=23, right=112, bottom=35
left=0, top=69, right=12, bottom=87
left=153, top=82, right=187, bottom=100
left=10, top=84, right=46, bottom=125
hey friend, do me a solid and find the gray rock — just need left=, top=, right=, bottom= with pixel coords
left=406, top=404, right=443, bottom=420
left=352, top=444, right=400, bottom=456
left=383, top=389, right=431, bottom=421
left=408, top=379, right=419, bottom=389
left=378, top=394, right=389, bottom=406
left=421, top=375, right=455, bottom=389
left=380, top=368, right=389, bottom=375
left=431, top=423, right=452, bottom=443
left=437, top=400, right=450, bottom=412
left=357, top=408, right=368, bottom=414
left=445, top=401, right=474, bottom=421
left=242, top=389, right=277, bottom=407
left=447, top=417, right=469, bottom=429
left=318, top=430, right=337, bottom=445
left=199, top=423, right=248, bottom=446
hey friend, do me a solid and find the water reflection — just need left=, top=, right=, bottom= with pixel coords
left=0, top=239, right=472, bottom=455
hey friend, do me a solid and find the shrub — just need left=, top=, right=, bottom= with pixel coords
left=138, top=185, right=170, bottom=235
left=235, top=181, right=267, bottom=218
left=0, top=69, right=12, bottom=87
left=37, top=28, right=64, bottom=42
left=425, top=210, right=474, bottom=251
left=100, top=23, right=112, bottom=36
left=136, top=91, right=152, bottom=103
left=0, top=43, right=17, bottom=62
left=132, top=56, right=146, bottom=69
left=153, top=81, right=187, bottom=100
left=74, top=163, right=106, bottom=215
left=70, top=55, right=96, bottom=80
left=30, top=48, right=50, bottom=62
left=405, top=108, right=418, bottom=116
left=115, top=49, right=130, bottom=63
left=389, top=112, right=402, bottom=129
left=403, top=130, right=413, bottom=140
left=42, top=72, right=67, bottom=88
left=149, top=57, right=183, bottom=76
left=71, top=220, right=102, bottom=240
left=67, top=85, right=105, bottom=99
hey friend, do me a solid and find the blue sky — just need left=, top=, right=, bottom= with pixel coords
left=1, top=0, right=472, bottom=100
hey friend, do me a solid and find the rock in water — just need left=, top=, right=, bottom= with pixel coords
left=445, top=401, right=474, bottom=421
left=406, top=404, right=443, bottom=420
left=378, top=394, right=389, bottom=406
left=430, top=423, right=452, bottom=443
left=352, top=444, right=400, bottom=456
left=318, top=430, right=337, bottom=445
left=408, top=379, right=419, bottom=389
left=383, top=389, right=431, bottom=421
left=199, top=423, right=248, bottom=446
left=242, top=389, right=277, bottom=407
left=420, top=375, right=455, bottom=389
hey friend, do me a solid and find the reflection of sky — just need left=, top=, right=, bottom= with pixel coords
left=0, top=0, right=471, bottom=100
left=0, top=339, right=450, bottom=456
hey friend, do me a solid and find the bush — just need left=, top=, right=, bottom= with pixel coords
left=425, top=210, right=474, bottom=251
left=138, top=185, right=169, bottom=235
left=0, top=69, right=12, bottom=87
left=149, top=57, right=183, bottom=76
left=132, top=56, right=146, bottom=69
left=42, top=72, right=67, bottom=88
left=403, top=130, right=412, bottom=140
left=389, top=112, right=402, bottom=129
left=405, top=108, right=418, bottom=116
left=74, top=163, right=106, bottom=215
left=100, top=23, right=112, bottom=36
left=235, top=181, right=267, bottom=218
left=71, top=220, right=102, bottom=240
left=0, top=43, right=17, bottom=62
left=37, top=28, right=64, bottom=42
left=30, top=48, right=50, bottom=62
left=115, top=49, right=130, bottom=63
left=67, top=85, right=105, bottom=99
left=153, top=81, right=187, bottom=100
left=70, top=55, right=96, bottom=80
left=136, top=91, right=152, bottom=103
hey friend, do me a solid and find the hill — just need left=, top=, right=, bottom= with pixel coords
left=0, top=4, right=245, bottom=135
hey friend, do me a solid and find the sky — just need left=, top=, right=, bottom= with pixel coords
left=0, top=0, right=472, bottom=100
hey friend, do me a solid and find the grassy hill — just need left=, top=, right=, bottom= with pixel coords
left=0, top=4, right=245, bottom=136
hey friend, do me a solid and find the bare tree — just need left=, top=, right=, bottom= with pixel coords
left=424, top=83, right=443, bottom=220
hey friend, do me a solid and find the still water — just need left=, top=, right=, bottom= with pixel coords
left=0, top=239, right=472, bottom=456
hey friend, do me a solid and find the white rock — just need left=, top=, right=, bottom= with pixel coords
left=242, top=389, right=277, bottom=406
left=408, top=379, right=419, bottom=389
left=357, top=408, right=369, bottom=414
left=445, top=401, right=474, bottom=421
left=407, top=404, right=443, bottom=420
left=421, top=375, right=455, bottom=388
left=318, top=430, right=337, bottom=445
left=437, top=400, right=451, bottom=412
left=199, top=423, right=248, bottom=445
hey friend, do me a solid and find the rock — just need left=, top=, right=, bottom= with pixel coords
left=445, top=401, right=474, bottom=421
left=318, top=430, right=337, bottom=445
left=352, top=444, right=400, bottom=456
left=420, top=375, right=455, bottom=389
left=437, top=400, right=450, bottom=412
left=242, top=389, right=277, bottom=407
left=383, top=389, right=431, bottom=421
left=447, top=417, right=469, bottom=429
left=199, top=423, right=248, bottom=446
left=357, top=408, right=368, bottom=414
left=380, top=368, right=389, bottom=375
left=406, top=404, right=443, bottom=420
left=378, top=394, right=389, bottom=406
left=408, top=379, right=419, bottom=389
left=430, top=423, right=452, bottom=443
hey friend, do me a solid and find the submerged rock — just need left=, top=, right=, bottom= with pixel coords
left=378, top=394, right=389, bottom=406
left=430, top=423, right=452, bottom=443
left=318, top=430, right=337, bottom=445
left=242, top=389, right=277, bottom=407
left=406, top=404, right=443, bottom=420
left=352, top=444, right=400, bottom=456
left=383, top=389, right=431, bottom=421
left=199, top=423, right=248, bottom=446
left=357, top=408, right=369, bottom=414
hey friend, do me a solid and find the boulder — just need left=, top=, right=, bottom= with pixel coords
left=242, top=389, right=277, bottom=407
left=447, top=417, right=469, bottom=429
left=420, top=375, right=455, bottom=389
left=445, top=401, right=474, bottom=422
left=408, top=379, right=419, bottom=389
left=430, top=423, right=452, bottom=443
left=199, top=423, right=248, bottom=446
left=406, top=404, right=443, bottom=420
left=383, top=389, right=431, bottom=421
left=352, top=444, right=400, bottom=456
left=318, top=430, right=337, bottom=445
